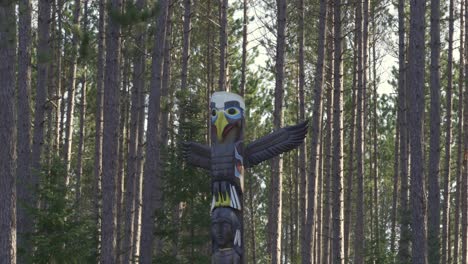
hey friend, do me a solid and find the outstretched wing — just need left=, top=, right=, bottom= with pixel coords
left=182, top=142, right=211, bottom=170
left=244, top=121, right=308, bottom=168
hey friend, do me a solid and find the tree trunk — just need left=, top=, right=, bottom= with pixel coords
left=0, top=2, right=17, bottom=262
left=240, top=0, right=248, bottom=96
left=94, top=0, right=106, bottom=257
left=219, top=0, right=228, bottom=91
left=16, top=0, right=32, bottom=259
left=101, top=0, right=122, bottom=261
left=331, top=0, right=344, bottom=260
left=354, top=0, right=365, bottom=261
left=322, top=5, right=334, bottom=261
left=122, top=0, right=147, bottom=261
left=442, top=0, right=454, bottom=262
left=297, top=0, right=308, bottom=261
left=454, top=2, right=464, bottom=263
left=64, top=0, right=82, bottom=177
left=408, top=0, right=427, bottom=262
left=397, top=0, right=410, bottom=262
left=344, top=9, right=358, bottom=261
left=181, top=0, right=192, bottom=92
left=139, top=0, right=169, bottom=262
left=269, top=0, right=286, bottom=262
left=428, top=0, right=442, bottom=261
left=462, top=0, right=468, bottom=260
left=303, top=0, right=327, bottom=261
left=31, top=0, right=51, bottom=252
left=76, top=76, right=87, bottom=204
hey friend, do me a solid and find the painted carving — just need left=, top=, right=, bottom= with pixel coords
left=183, top=91, right=307, bottom=263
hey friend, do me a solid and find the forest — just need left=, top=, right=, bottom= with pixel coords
left=0, top=0, right=467, bottom=263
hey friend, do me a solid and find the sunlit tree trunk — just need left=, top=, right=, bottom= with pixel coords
left=16, top=0, right=32, bottom=259
left=331, top=0, right=344, bottom=260
left=64, top=0, right=82, bottom=177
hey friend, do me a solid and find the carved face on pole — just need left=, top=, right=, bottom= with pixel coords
left=183, top=91, right=308, bottom=264
left=210, top=92, right=245, bottom=145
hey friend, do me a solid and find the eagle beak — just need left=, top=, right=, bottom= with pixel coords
left=215, top=111, right=228, bottom=141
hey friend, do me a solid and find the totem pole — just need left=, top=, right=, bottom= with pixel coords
left=183, top=92, right=307, bottom=263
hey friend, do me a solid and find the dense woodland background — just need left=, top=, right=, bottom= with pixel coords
left=1, top=0, right=468, bottom=263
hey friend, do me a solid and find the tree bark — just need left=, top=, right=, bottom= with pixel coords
left=181, top=0, right=192, bottom=92
left=303, top=0, right=327, bottom=261
left=64, top=0, right=82, bottom=177
left=219, top=0, right=228, bottom=91
left=397, top=0, right=410, bottom=262
left=0, top=2, right=17, bottom=262
left=122, top=0, right=147, bottom=262
left=354, top=0, right=365, bottom=261
left=462, top=0, right=468, bottom=260
left=408, top=0, right=427, bottom=262
left=94, top=0, right=106, bottom=257
left=240, top=0, right=248, bottom=96
left=76, top=76, right=87, bottom=204
left=101, top=0, right=122, bottom=261
left=428, top=0, right=442, bottom=261
left=454, top=2, right=464, bottom=263
left=16, top=0, right=32, bottom=259
left=442, top=0, right=454, bottom=262
left=269, top=0, right=286, bottom=262
left=322, top=5, right=334, bottom=261
left=139, top=0, right=169, bottom=262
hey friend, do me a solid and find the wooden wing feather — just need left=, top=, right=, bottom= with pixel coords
left=244, top=121, right=308, bottom=168
left=182, top=141, right=211, bottom=170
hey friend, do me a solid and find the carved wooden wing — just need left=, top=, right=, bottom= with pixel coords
left=182, top=142, right=211, bottom=170
left=244, top=121, right=308, bottom=168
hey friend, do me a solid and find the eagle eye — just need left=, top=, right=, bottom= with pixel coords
left=227, top=108, right=238, bottom=115
left=211, top=109, right=217, bottom=117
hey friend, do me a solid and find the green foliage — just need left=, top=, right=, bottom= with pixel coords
left=25, top=158, right=97, bottom=264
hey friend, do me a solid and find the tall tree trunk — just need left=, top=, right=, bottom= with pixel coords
left=344, top=12, right=358, bottom=262
left=94, top=0, right=106, bottom=258
left=122, top=0, right=147, bottom=261
left=101, top=0, right=122, bottom=261
left=76, top=76, right=87, bottom=204
left=408, top=0, right=427, bottom=262
left=354, top=0, right=365, bottom=261
left=428, top=0, right=441, bottom=261
left=16, top=0, right=32, bottom=259
left=76, top=0, right=89, bottom=206
left=64, top=0, right=82, bottom=177
left=31, top=0, right=51, bottom=253
left=322, top=5, right=334, bottom=261
left=297, top=0, right=308, bottom=261
left=462, top=0, right=468, bottom=260
left=442, top=0, right=454, bottom=261
left=390, top=113, right=400, bottom=257
left=181, top=0, right=192, bottom=92
left=331, top=0, right=344, bottom=260
left=269, top=0, right=286, bottom=262
left=240, top=0, right=248, bottom=96
left=454, top=1, right=464, bottom=263
left=397, top=0, right=410, bottom=262
left=0, top=2, right=17, bottom=262
left=139, top=0, right=169, bottom=262
left=219, top=0, right=228, bottom=91
left=303, top=0, right=327, bottom=261
left=116, top=59, right=130, bottom=263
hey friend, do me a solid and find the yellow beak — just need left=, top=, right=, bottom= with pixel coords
left=215, top=111, right=228, bottom=141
